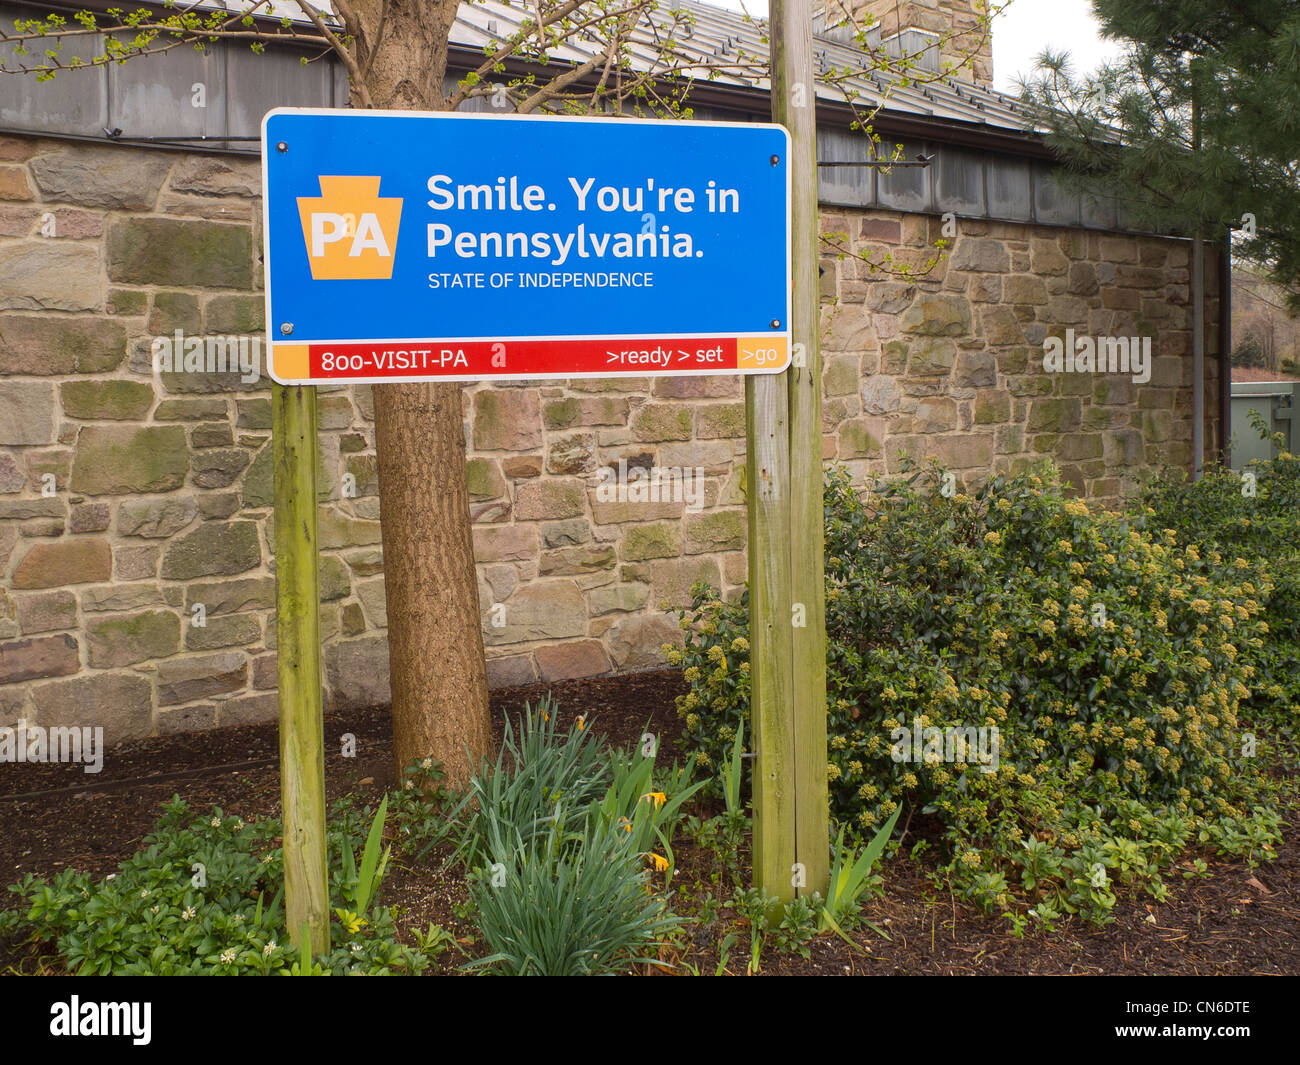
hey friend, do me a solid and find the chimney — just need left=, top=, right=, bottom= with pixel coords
left=823, top=1, right=995, bottom=88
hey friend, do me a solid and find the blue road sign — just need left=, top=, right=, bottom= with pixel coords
left=261, top=108, right=791, bottom=384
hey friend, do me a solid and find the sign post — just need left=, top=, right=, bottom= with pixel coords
left=752, top=0, right=831, bottom=914
left=778, top=0, right=831, bottom=907
left=271, top=381, right=328, bottom=955
left=262, top=108, right=793, bottom=948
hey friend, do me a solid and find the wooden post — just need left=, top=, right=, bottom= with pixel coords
left=775, top=0, right=831, bottom=899
left=747, top=0, right=831, bottom=909
left=746, top=373, right=796, bottom=915
left=272, top=381, right=330, bottom=955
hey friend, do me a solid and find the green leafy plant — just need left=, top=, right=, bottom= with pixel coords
left=597, top=743, right=704, bottom=878
left=453, top=695, right=610, bottom=870
left=668, top=462, right=1285, bottom=925
left=721, top=719, right=745, bottom=816
left=334, top=794, right=391, bottom=933
left=681, top=812, right=744, bottom=886
left=717, top=719, right=750, bottom=850
left=1142, top=421, right=1300, bottom=743
left=728, top=886, right=775, bottom=975
left=822, top=805, right=901, bottom=936
left=775, top=894, right=820, bottom=959
left=4, top=797, right=429, bottom=975
left=389, top=758, right=456, bottom=858
left=468, top=812, right=679, bottom=976
left=715, top=931, right=738, bottom=975
left=413, top=923, right=459, bottom=960
left=457, top=699, right=693, bottom=975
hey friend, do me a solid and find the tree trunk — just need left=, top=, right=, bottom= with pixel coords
left=348, top=0, right=493, bottom=785
left=372, top=383, right=491, bottom=786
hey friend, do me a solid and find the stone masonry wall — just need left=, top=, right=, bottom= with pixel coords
left=818, top=209, right=1223, bottom=498
left=0, top=136, right=1221, bottom=743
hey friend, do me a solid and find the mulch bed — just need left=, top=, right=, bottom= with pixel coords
left=2, top=669, right=1296, bottom=975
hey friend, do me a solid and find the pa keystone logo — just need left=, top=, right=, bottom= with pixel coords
left=297, top=175, right=402, bottom=280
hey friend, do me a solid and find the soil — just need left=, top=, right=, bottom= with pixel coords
left=2, top=669, right=1296, bottom=976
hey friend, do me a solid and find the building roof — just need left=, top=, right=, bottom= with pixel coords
left=7, top=0, right=1145, bottom=232
left=188, top=0, right=1032, bottom=137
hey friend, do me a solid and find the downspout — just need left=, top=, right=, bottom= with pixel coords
left=1193, top=235, right=1204, bottom=480
left=1218, top=242, right=1233, bottom=467
left=1191, top=94, right=1204, bottom=480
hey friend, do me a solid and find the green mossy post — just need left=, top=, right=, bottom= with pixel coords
left=745, top=371, right=795, bottom=918
left=776, top=0, right=831, bottom=902
left=746, top=0, right=830, bottom=915
left=272, top=382, right=330, bottom=955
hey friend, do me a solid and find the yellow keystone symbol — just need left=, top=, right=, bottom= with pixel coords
left=297, top=175, right=403, bottom=280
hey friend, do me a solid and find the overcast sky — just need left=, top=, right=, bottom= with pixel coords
left=714, top=0, right=1125, bottom=95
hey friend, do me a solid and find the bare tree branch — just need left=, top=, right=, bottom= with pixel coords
left=445, top=0, right=587, bottom=112
left=517, top=49, right=606, bottom=114
left=0, top=0, right=335, bottom=75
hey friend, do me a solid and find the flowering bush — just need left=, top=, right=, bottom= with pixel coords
left=666, top=463, right=1284, bottom=925
left=1141, top=433, right=1300, bottom=733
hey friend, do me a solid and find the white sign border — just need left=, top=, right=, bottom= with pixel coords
left=260, top=106, right=793, bottom=386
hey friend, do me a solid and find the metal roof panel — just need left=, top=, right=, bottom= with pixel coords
left=195, top=0, right=1035, bottom=136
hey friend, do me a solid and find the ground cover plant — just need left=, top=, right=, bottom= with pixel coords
left=2, top=675, right=1295, bottom=976
left=0, top=795, right=430, bottom=975
left=1, top=691, right=907, bottom=976
left=668, top=460, right=1287, bottom=927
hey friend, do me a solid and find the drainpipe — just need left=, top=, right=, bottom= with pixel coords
left=1191, top=94, right=1204, bottom=480
left=1218, top=242, right=1233, bottom=467
left=1193, top=234, right=1204, bottom=480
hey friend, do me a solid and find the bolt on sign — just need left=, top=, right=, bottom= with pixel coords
left=261, top=109, right=792, bottom=384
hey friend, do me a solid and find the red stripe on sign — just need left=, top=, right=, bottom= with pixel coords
left=305, top=338, right=741, bottom=379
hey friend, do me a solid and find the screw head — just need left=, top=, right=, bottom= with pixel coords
left=770, top=154, right=780, bottom=166
left=280, top=322, right=294, bottom=336
left=276, top=141, right=288, bottom=153
left=770, top=319, right=781, bottom=329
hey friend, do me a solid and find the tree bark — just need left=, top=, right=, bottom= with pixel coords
left=343, top=0, right=459, bottom=112
left=372, top=383, right=491, bottom=786
left=347, top=0, right=493, bottom=785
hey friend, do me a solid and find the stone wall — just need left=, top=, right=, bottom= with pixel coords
left=0, top=136, right=1221, bottom=743
left=819, top=209, right=1223, bottom=499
